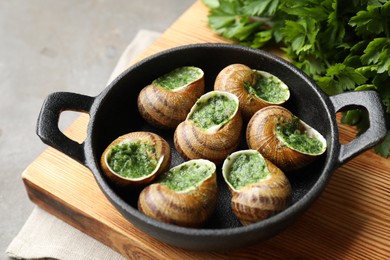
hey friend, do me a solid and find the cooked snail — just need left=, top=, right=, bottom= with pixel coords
left=138, top=159, right=218, bottom=228
left=100, top=132, right=171, bottom=187
left=222, top=149, right=292, bottom=225
left=214, top=64, right=290, bottom=120
left=246, top=106, right=327, bottom=171
left=174, top=90, right=243, bottom=164
left=137, top=66, right=205, bottom=129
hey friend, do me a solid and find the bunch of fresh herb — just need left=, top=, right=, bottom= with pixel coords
left=202, top=0, right=390, bottom=157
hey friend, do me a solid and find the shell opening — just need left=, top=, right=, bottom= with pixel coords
left=246, top=70, right=290, bottom=104
left=105, top=140, right=164, bottom=181
left=222, top=150, right=271, bottom=191
left=157, top=159, right=216, bottom=193
left=187, top=90, right=239, bottom=133
left=275, top=117, right=327, bottom=155
left=152, top=66, right=204, bottom=91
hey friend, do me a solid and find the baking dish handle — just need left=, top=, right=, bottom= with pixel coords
left=36, top=92, right=94, bottom=165
left=330, top=90, right=387, bottom=166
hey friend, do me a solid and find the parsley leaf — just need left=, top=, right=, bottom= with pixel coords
left=361, top=38, right=390, bottom=74
left=349, top=2, right=390, bottom=37
left=242, top=0, right=279, bottom=16
left=375, top=132, right=390, bottom=157
left=282, top=18, right=319, bottom=55
left=206, top=1, right=265, bottom=42
left=204, top=0, right=390, bottom=157
left=316, top=64, right=367, bottom=95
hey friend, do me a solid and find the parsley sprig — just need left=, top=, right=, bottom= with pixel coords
left=203, top=0, right=390, bottom=157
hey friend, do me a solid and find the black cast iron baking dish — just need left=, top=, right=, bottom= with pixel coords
left=36, top=43, right=386, bottom=251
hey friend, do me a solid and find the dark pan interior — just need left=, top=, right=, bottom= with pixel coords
left=91, top=44, right=333, bottom=230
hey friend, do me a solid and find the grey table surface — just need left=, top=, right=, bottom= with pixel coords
left=0, top=0, right=195, bottom=258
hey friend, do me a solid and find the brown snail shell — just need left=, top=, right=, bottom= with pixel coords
left=246, top=106, right=327, bottom=171
left=222, top=149, right=292, bottom=225
left=214, top=64, right=290, bottom=120
left=137, top=66, right=205, bottom=129
left=138, top=159, right=217, bottom=228
left=100, top=132, right=171, bottom=187
left=174, top=90, right=243, bottom=164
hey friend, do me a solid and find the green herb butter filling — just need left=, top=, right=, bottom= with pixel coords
left=108, top=141, right=159, bottom=179
left=227, top=152, right=270, bottom=190
left=276, top=117, right=325, bottom=154
left=245, top=72, right=289, bottom=103
left=189, top=94, right=237, bottom=129
left=158, top=161, right=213, bottom=192
left=153, top=66, right=202, bottom=90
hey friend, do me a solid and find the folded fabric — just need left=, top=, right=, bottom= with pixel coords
left=6, top=29, right=161, bottom=260
left=6, top=207, right=125, bottom=260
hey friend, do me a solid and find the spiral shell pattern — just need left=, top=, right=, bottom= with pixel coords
left=222, top=150, right=292, bottom=225
left=214, top=63, right=289, bottom=120
left=246, top=106, right=326, bottom=171
left=138, top=159, right=218, bottom=228
left=174, top=91, right=243, bottom=164
left=137, top=67, right=205, bottom=129
left=100, top=131, right=171, bottom=187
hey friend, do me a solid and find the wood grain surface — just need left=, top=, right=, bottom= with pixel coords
left=23, top=1, right=390, bottom=259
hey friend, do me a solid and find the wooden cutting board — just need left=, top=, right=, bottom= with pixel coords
left=23, top=1, right=390, bottom=259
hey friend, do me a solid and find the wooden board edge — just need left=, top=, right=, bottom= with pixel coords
left=21, top=170, right=174, bottom=259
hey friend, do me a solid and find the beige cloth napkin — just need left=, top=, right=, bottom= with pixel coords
left=6, top=29, right=161, bottom=260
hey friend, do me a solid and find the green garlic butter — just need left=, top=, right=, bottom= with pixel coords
left=189, top=94, right=237, bottom=129
left=276, top=118, right=324, bottom=154
left=108, top=141, right=158, bottom=179
left=227, top=153, right=270, bottom=190
left=245, top=72, right=289, bottom=103
left=153, top=66, right=202, bottom=90
left=158, top=162, right=212, bottom=192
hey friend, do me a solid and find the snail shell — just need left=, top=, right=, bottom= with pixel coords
left=222, top=149, right=292, bottom=225
left=138, top=159, right=218, bottom=228
left=100, top=132, right=171, bottom=187
left=246, top=106, right=327, bottom=171
left=214, top=64, right=290, bottom=120
left=174, top=90, right=243, bottom=164
left=137, top=66, right=205, bottom=129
